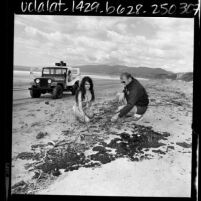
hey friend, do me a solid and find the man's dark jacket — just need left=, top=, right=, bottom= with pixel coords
left=119, top=78, right=149, bottom=118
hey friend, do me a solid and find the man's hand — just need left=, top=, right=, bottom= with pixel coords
left=111, top=113, right=119, bottom=123
left=116, top=92, right=125, bottom=104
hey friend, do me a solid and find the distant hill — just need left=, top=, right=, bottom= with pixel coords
left=75, top=65, right=193, bottom=81
left=74, top=64, right=175, bottom=79
left=176, top=72, right=193, bottom=82
left=14, top=64, right=193, bottom=81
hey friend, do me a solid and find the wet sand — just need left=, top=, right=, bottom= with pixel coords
left=11, top=77, right=193, bottom=196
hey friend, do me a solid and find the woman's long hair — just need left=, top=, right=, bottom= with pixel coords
left=75, top=76, right=95, bottom=104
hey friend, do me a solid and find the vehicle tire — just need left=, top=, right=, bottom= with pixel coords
left=30, top=89, right=41, bottom=98
left=52, top=85, right=63, bottom=99
left=71, top=82, right=79, bottom=95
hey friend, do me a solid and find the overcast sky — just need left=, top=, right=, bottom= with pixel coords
left=14, top=15, right=194, bottom=73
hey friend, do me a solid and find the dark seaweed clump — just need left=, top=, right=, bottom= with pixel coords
left=16, top=117, right=171, bottom=178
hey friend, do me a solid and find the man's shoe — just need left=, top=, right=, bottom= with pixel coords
left=133, top=114, right=143, bottom=121
left=125, top=113, right=134, bottom=117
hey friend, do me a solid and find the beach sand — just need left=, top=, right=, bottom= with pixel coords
left=11, top=77, right=193, bottom=197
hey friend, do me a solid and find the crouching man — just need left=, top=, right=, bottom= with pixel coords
left=111, top=72, right=149, bottom=122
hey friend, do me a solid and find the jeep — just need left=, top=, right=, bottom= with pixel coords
left=28, top=62, right=80, bottom=99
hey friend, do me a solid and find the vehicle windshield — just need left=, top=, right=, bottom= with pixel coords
left=42, top=68, right=67, bottom=76
left=70, top=69, right=77, bottom=74
left=70, top=68, right=80, bottom=75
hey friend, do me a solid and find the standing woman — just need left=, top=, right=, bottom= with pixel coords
left=73, top=76, right=95, bottom=123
